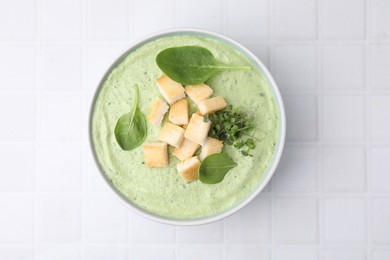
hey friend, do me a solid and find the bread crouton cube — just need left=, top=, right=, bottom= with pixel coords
left=184, top=84, right=213, bottom=105
left=199, top=137, right=224, bottom=160
left=172, top=138, right=200, bottom=161
left=198, top=96, right=227, bottom=115
left=143, top=142, right=169, bottom=167
left=147, top=97, right=169, bottom=126
left=156, top=74, right=185, bottom=105
left=184, top=113, right=211, bottom=146
left=169, top=99, right=188, bottom=125
left=158, top=122, right=185, bottom=148
left=176, top=156, right=200, bottom=183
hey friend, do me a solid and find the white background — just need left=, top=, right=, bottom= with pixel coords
left=0, top=0, right=390, bottom=259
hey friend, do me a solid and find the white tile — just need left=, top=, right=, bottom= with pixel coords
left=132, top=247, right=175, bottom=260
left=177, top=246, right=222, bottom=260
left=323, top=198, right=366, bottom=244
left=0, top=144, right=35, bottom=191
left=273, top=45, right=318, bottom=91
left=275, top=197, right=318, bottom=244
left=275, top=0, right=317, bottom=40
left=284, top=96, right=318, bottom=142
left=86, top=45, right=126, bottom=92
left=323, top=248, right=366, bottom=260
left=85, top=147, right=108, bottom=192
left=373, top=250, right=390, bottom=260
left=245, top=45, right=270, bottom=68
left=0, top=196, right=34, bottom=243
left=0, top=94, right=36, bottom=141
left=274, top=248, right=318, bottom=260
left=0, top=247, right=34, bottom=260
left=227, top=247, right=270, bottom=260
left=322, top=96, right=365, bottom=141
left=227, top=0, right=269, bottom=40
left=370, top=96, right=390, bottom=141
left=84, top=194, right=128, bottom=243
left=371, top=0, right=390, bottom=39
left=274, top=146, right=318, bottom=193
left=372, top=198, right=390, bottom=244
left=36, top=246, right=81, bottom=260
left=39, top=95, right=82, bottom=141
left=0, top=0, right=36, bottom=41
left=371, top=45, right=390, bottom=90
left=226, top=196, right=270, bottom=244
left=322, top=146, right=366, bottom=192
left=41, top=0, right=82, bottom=40
left=131, top=212, right=175, bottom=244
left=0, top=45, right=36, bottom=91
left=84, top=246, right=128, bottom=260
left=37, top=195, right=82, bottom=243
left=38, top=143, right=82, bottom=192
left=371, top=147, right=390, bottom=192
left=87, top=0, right=128, bottom=41
left=84, top=95, right=109, bottom=191
left=323, top=45, right=365, bottom=90
left=177, top=221, right=223, bottom=244
left=133, top=0, right=174, bottom=38
left=41, top=45, right=82, bottom=91
left=322, top=0, right=365, bottom=40
left=179, top=0, right=222, bottom=32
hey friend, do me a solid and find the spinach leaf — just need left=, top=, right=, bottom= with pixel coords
left=156, top=46, right=251, bottom=85
left=198, top=153, right=238, bottom=184
left=114, top=85, right=147, bottom=151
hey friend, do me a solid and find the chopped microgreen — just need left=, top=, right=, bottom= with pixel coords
left=209, top=105, right=256, bottom=156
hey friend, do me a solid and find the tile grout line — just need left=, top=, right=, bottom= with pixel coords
left=221, top=0, right=228, bottom=259
left=129, top=0, right=134, bottom=43
left=127, top=0, right=133, bottom=254
left=366, top=0, right=372, bottom=258
left=81, top=0, right=87, bottom=257
left=3, top=39, right=390, bottom=45
left=269, top=0, right=276, bottom=256
left=2, top=190, right=390, bottom=197
left=173, top=0, right=179, bottom=258
left=4, top=89, right=390, bottom=96
left=317, top=0, right=324, bottom=256
left=3, top=140, right=390, bottom=146
left=34, top=0, right=41, bottom=257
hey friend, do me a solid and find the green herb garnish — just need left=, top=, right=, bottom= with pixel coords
left=209, top=105, right=255, bottom=156
left=114, top=85, right=147, bottom=151
left=156, top=46, right=251, bottom=85
left=198, top=153, right=238, bottom=184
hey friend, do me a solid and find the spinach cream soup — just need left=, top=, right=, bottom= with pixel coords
left=91, top=35, right=278, bottom=219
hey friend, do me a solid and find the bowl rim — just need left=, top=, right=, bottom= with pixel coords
left=89, top=27, right=286, bottom=226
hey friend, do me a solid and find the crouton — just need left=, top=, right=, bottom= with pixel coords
left=198, top=96, right=227, bottom=115
left=147, top=97, right=169, bottom=126
left=172, top=138, right=200, bottom=161
left=158, top=122, right=185, bottom=148
left=168, top=99, right=188, bottom=125
left=143, top=142, right=169, bottom=167
left=184, top=113, right=211, bottom=146
left=176, top=156, right=200, bottom=183
left=199, top=137, right=224, bottom=160
left=156, top=74, right=185, bottom=105
left=184, top=83, right=213, bottom=105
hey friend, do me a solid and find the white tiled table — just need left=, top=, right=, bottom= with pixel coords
left=0, top=0, right=389, bottom=259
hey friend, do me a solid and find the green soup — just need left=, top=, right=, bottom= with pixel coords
left=91, top=35, right=278, bottom=219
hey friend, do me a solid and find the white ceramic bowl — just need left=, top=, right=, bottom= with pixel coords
left=89, top=28, right=286, bottom=226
